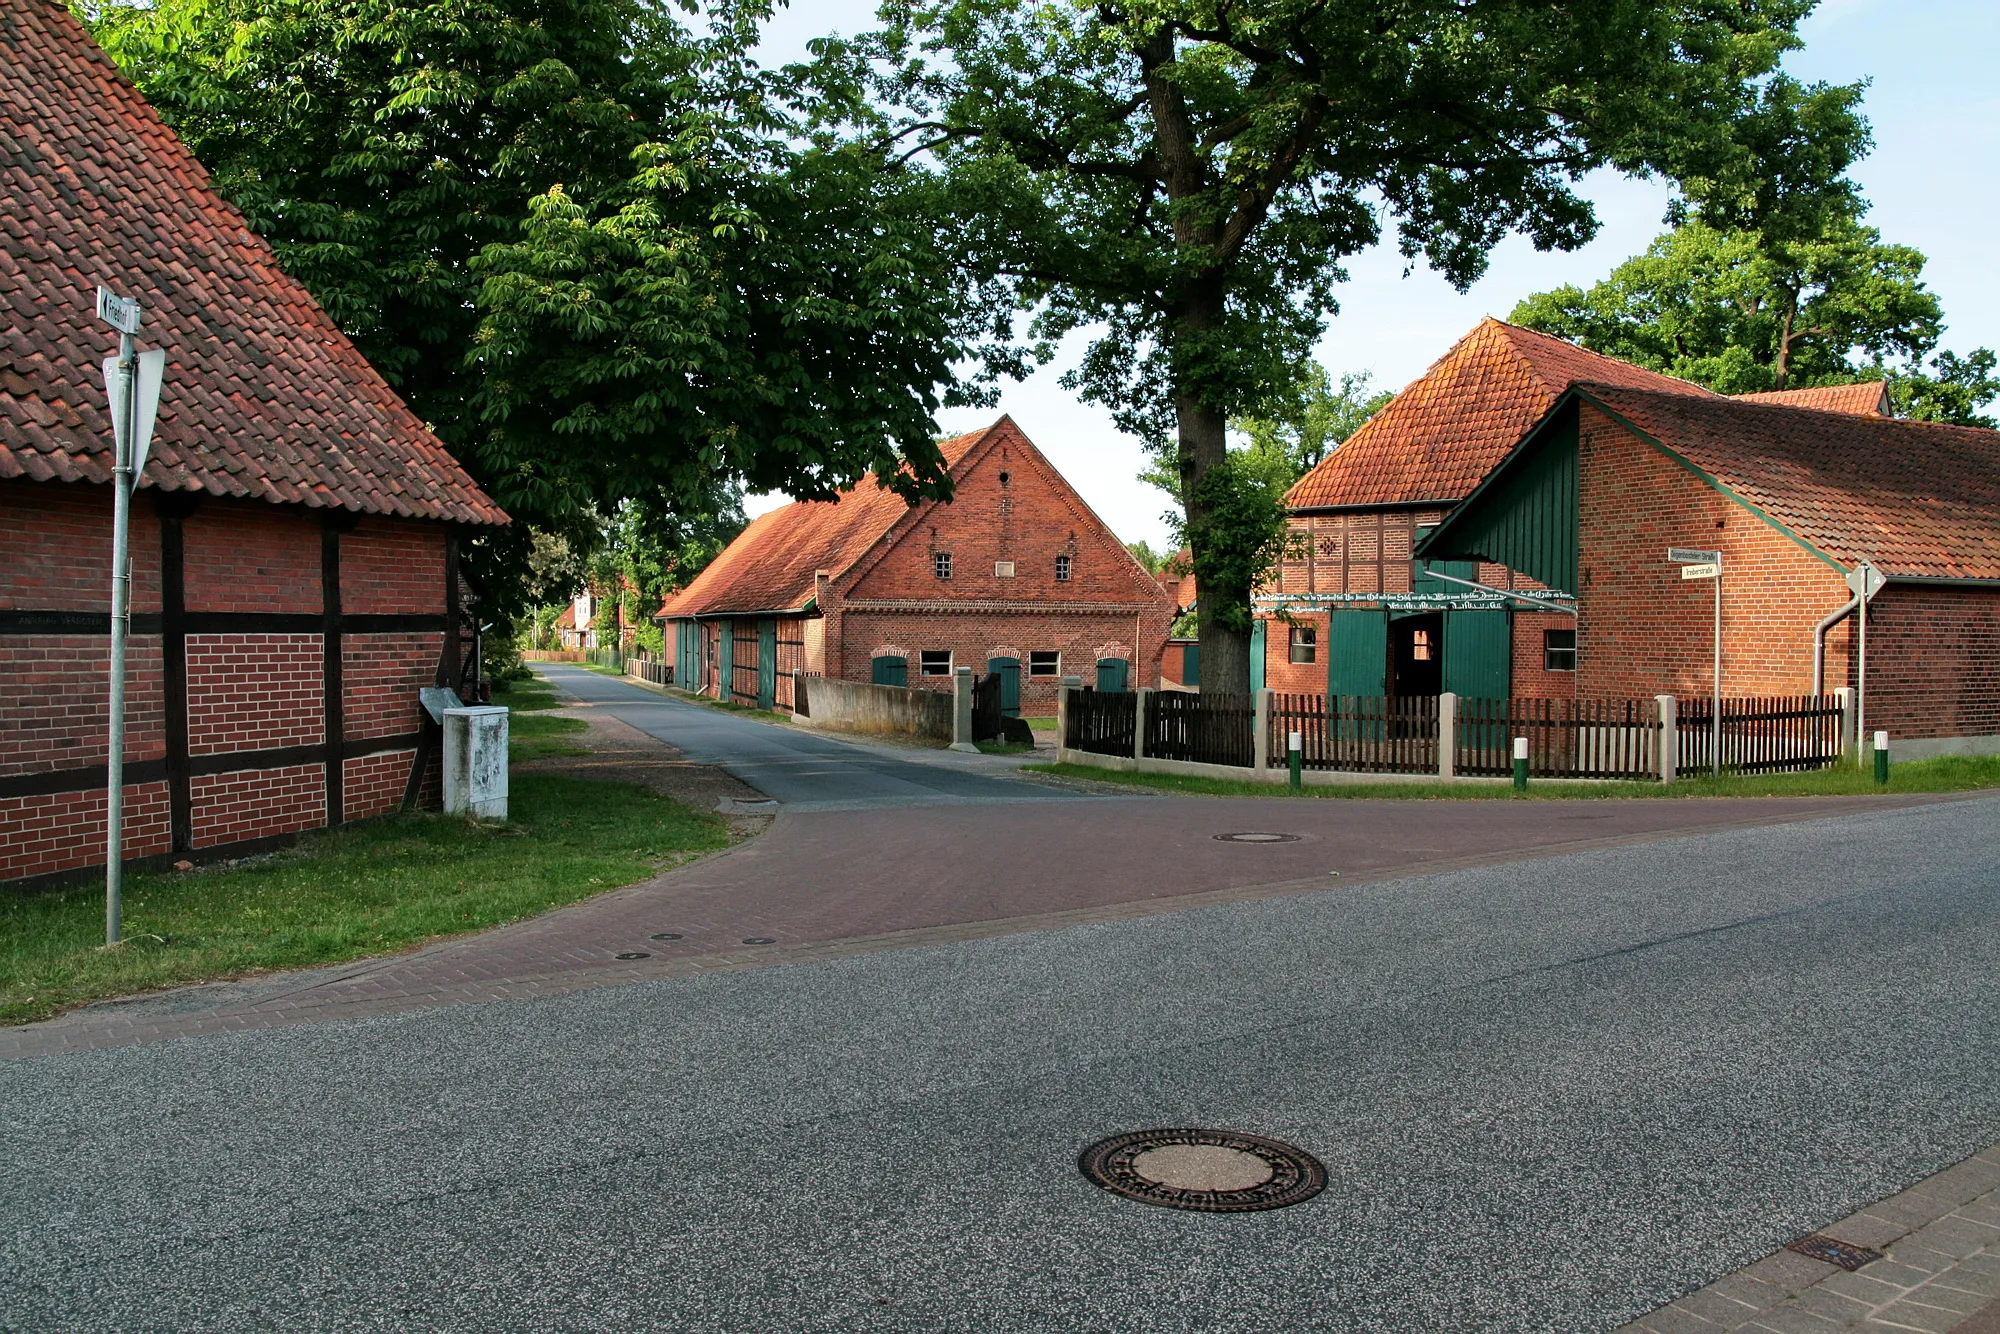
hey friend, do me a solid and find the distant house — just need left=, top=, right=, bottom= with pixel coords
left=658, top=417, right=1174, bottom=715
left=0, top=0, right=507, bottom=889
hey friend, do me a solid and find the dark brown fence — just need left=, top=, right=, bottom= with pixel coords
left=1456, top=697, right=1659, bottom=779
left=1676, top=695, right=1843, bottom=774
left=1066, top=690, right=1135, bottom=756
left=1269, top=693, right=1440, bottom=773
left=1147, top=691, right=1254, bottom=767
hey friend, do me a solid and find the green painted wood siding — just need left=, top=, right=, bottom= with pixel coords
left=1428, top=410, right=1579, bottom=595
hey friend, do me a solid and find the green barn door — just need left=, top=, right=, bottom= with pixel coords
left=871, top=655, right=907, bottom=686
left=717, top=621, right=734, bottom=701
left=757, top=619, right=777, bottom=710
left=1095, top=658, right=1128, bottom=692
left=1326, top=610, right=1387, bottom=697
left=1444, top=609, right=1513, bottom=759
left=986, top=657, right=1021, bottom=716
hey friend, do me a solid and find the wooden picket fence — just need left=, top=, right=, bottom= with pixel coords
left=1147, top=691, right=1255, bottom=767
left=1269, top=693, right=1439, bottom=774
left=1675, top=695, right=1844, bottom=774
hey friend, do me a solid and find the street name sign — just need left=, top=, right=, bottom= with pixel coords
left=1680, top=562, right=1720, bottom=580
left=95, top=285, right=141, bottom=334
left=1667, top=547, right=1720, bottom=564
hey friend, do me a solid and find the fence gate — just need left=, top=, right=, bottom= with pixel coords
left=973, top=671, right=1004, bottom=741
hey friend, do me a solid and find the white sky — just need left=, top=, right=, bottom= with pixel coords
left=745, top=0, right=2000, bottom=551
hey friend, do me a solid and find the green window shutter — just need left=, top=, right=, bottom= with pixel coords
left=872, top=655, right=907, bottom=687
left=1184, top=642, right=1200, bottom=688
left=758, top=619, right=777, bottom=710
left=717, top=622, right=734, bottom=699
left=1249, top=619, right=1266, bottom=693
left=1442, top=610, right=1512, bottom=701
left=1096, top=658, right=1128, bottom=692
left=1326, top=610, right=1387, bottom=697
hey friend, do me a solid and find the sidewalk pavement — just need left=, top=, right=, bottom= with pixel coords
left=1617, top=1144, right=2000, bottom=1334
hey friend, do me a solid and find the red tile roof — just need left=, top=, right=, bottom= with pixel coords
left=1285, top=319, right=1715, bottom=510
left=1731, top=381, right=1890, bottom=416
left=658, top=428, right=991, bottom=617
left=1581, top=384, right=2000, bottom=581
left=0, top=0, right=505, bottom=526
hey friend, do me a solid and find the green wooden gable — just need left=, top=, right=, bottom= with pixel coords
left=1416, top=402, right=1579, bottom=596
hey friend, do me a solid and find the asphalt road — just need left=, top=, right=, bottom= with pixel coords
left=538, top=664, right=1065, bottom=811
left=6, top=795, right=1998, bottom=1333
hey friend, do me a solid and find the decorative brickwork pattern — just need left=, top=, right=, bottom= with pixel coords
left=185, top=636, right=323, bottom=754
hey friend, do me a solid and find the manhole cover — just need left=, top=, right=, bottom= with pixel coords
left=742, top=937, right=776, bottom=945
left=1213, top=832, right=1302, bottom=844
left=650, top=933, right=684, bottom=941
left=1786, top=1234, right=1885, bottom=1271
left=1079, top=1129, right=1326, bottom=1212
left=615, top=952, right=651, bottom=961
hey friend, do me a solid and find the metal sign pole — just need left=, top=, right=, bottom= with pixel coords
left=1713, top=555, right=1722, bottom=775
left=105, top=326, right=134, bottom=945
left=1857, top=576, right=1867, bottom=763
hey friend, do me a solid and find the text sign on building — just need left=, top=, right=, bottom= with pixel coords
left=1667, top=547, right=1720, bottom=565
left=1679, top=562, right=1720, bottom=580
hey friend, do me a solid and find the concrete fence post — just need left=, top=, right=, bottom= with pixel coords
left=1056, top=675, right=1081, bottom=758
left=1133, top=687, right=1151, bottom=760
left=1437, top=691, right=1457, bottom=780
left=1656, top=694, right=1678, bottom=785
left=1835, top=686, right=1857, bottom=763
left=949, top=665, right=977, bottom=753
left=1253, top=688, right=1273, bottom=773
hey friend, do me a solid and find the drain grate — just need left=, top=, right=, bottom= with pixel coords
left=615, top=952, right=651, bottom=961
left=1785, top=1234, right=1885, bottom=1271
left=742, top=937, right=777, bottom=945
left=1079, top=1129, right=1326, bottom=1213
left=650, top=933, right=684, bottom=941
left=1213, top=832, right=1301, bottom=844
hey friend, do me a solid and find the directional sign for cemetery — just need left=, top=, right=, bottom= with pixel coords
left=95, top=285, right=141, bottom=334
left=1679, top=562, right=1720, bottom=580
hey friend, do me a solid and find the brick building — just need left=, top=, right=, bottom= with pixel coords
left=1417, top=384, right=2000, bottom=757
left=659, top=417, right=1173, bottom=715
left=1258, top=319, right=1912, bottom=709
left=1, top=0, right=507, bottom=889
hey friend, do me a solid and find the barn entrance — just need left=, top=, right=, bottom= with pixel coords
left=1388, top=613, right=1442, bottom=698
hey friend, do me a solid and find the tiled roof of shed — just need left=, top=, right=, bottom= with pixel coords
left=1285, top=319, right=1715, bottom=511
left=0, top=0, right=505, bottom=525
left=1581, top=383, right=2000, bottom=581
left=1731, top=381, right=1890, bottom=416
left=657, top=428, right=989, bottom=618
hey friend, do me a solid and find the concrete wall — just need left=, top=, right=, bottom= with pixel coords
left=796, top=675, right=953, bottom=744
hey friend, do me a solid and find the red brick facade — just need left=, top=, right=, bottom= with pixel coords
left=0, top=481, right=464, bottom=888
left=666, top=419, right=1174, bottom=714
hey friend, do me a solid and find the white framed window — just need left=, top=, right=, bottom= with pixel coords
left=933, top=552, right=952, bottom=580
left=1029, top=650, right=1060, bottom=677
left=1289, top=625, right=1317, bottom=664
left=1412, top=629, right=1433, bottom=662
left=1055, top=554, right=1072, bottom=581
left=920, top=650, right=952, bottom=677
left=994, top=560, right=1016, bottom=577
left=1544, top=628, right=1577, bottom=671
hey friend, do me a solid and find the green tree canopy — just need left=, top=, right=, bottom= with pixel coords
left=861, top=0, right=1826, bottom=692
left=89, top=0, right=1009, bottom=611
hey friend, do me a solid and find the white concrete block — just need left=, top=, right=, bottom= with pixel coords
left=444, top=705, right=509, bottom=820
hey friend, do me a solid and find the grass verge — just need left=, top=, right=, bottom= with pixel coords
left=1023, top=754, right=2000, bottom=801
left=491, top=674, right=565, bottom=711
left=1, top=773, right=732, bottom=1026
left=509, top=714, right=590, bottom=763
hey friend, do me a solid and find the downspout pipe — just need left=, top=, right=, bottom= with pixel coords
left=1813, top=596, right=1861, bottom=697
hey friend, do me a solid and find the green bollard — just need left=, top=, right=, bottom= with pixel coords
left=1873, top=730, right=1889, bottom=784
left=1288, top=730, right=1302, bottom=789
left=1512, top=736, right=1528, bottom=791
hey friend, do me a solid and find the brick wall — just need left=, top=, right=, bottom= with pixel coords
left=1859, top=585, right=2000, bottom=741
left=838, top=609, right=1169, bottom=711
left=1513, top=611, right=1580, bottom=701
left=1576, top=403, right=1853, bottom=700
left=1, top=481, right=456, bottom=886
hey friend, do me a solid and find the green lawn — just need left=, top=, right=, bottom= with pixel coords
left=1025, top=716, right=1059, bottom=732
left=509, top=713, right=590, bottom=763
left=1024, top=754, right=2000, bottom=801
left=1, top=774, right=731, bottom=1026
left=491, top=674, right=565, bottom=710
left=975, top=741, right=1036, bottom=755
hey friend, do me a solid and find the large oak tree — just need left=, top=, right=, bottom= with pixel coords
left=862, top=0, right=1826, bottom=694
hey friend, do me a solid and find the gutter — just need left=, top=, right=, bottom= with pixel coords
left=1812, top=597, right=1861, bottom=697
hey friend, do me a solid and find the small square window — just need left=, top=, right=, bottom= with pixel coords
left=920, top=650, right=952, bottom=677
left=933, top=552, right=952, bottom=580
left=1411, top=629, right=1432, bottom=662
left=1288, top=625, right=1317, bottom=664
left=994, top=560, right=1016, bottom=578
left=1055, top=554, right=1071, bottom=581
left=1544, top=628, right=1577, bottom=671
left=1029, top=650, right=1060, bottom=677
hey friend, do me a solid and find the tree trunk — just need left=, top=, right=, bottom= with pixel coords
left=1175, top=287, right=1252, bottom=697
